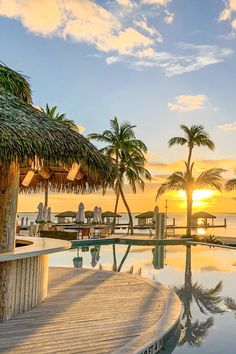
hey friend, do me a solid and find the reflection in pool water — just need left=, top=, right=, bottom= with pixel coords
left=49, top=244, right=236, bottom=354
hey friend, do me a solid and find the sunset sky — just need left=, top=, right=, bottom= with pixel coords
left=1, top=0, right=236, bottom=213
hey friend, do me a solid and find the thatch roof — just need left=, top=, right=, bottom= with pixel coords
left=135, top=211, right=154, bottom=219
left=0, top=87, right=116, bottom=191
left=102, top=211, right=121, bottom=218
left=192, top=212, right=216, bottom=219
left=85, top=211, right=94, bottom=218
left=55, top=211, right=76, bottom=218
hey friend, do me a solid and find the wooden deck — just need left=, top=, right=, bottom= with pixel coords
left=0, top=267, right=180, bottom=354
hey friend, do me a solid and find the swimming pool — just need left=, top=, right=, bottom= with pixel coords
left=49, top=242, right=236, bottom=354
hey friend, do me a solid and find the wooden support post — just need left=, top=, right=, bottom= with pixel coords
left=0, top=161, right=19, bottom=322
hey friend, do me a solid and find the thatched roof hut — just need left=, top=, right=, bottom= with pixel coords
left=102, top=211, right=121, bottom=218
left=135, top=211, right=154, bottom=225
left=0, top=64, right=116, bottom=322
left=0, top=88, right=115, bottom=191
left=192, top=212, right=216, bottom=219
left=55, top=211, right=76, bottom=223
left=135, top=211, right=154, bottom=219
left=85, top=211, right=94, bottom=218
left=192, top=211, right=216, bottom=226
left=55, top=211, right=76, bottom=218
left=101, top=211, right=121, bottom=225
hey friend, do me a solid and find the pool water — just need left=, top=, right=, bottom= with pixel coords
left=49, top=244, right=236, bottom=354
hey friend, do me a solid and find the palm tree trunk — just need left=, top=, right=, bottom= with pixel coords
left=0, top=161, right=19, bottom=252
left=112, top=191, right=120, bottom=233
left=112, top=154, right=120, bottom=234
left=186, top=146, right=193, bottom=173
left=44, top=180, right=49, bottom=208
left=119, top=185, right=133, bottom=235
left=186, top=190, right=193, bottom=237
left=0, top=161, right=19, bottom=322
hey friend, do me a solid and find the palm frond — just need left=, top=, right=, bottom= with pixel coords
left=0, top=64, right=31, bottom=104
left=195, top=168, right=225, bottom=191
left=225, top=178, right=236, bottom=191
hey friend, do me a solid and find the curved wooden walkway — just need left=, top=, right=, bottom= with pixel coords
left=0, top=268, right=180, bottom=354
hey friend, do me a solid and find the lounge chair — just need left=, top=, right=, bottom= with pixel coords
left=100, top=226, right=112, bottom=238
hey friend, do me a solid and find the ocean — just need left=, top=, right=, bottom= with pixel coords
left=17, top=212, right=236, bottom=237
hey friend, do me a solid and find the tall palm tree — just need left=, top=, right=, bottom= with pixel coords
left=165, top=125, right=216, bottom=236
left=157, top=167, right=224, bottom=237
left=88, top=117, right=151, bottom=235
left=41, top=103, right=78, bottom=207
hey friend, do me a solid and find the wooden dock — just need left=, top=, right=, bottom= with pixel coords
left=0, top=267, right=180, bottom=354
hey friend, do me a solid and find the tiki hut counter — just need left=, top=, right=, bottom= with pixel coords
left=0, top=65, right=115, bottom=322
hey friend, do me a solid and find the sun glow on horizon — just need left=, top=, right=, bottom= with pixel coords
left=177, top=189, right=217, bottom=208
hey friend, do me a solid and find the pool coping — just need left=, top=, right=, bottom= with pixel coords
left=110, top=272, right=181, bottom=354
left=0, top=237, right=71, bottom=262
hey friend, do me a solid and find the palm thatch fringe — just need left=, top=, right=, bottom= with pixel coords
left=0, top=89, right=116, bottom=188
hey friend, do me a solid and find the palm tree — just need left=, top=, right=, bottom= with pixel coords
left=157, top=167, right=224, bottom=237
left=41, top=103, right=78, bottom=130
left=89, top=117, right=151, bottom=235
left=40, top=103, right=78, bottom=207
left=164, top=125, right=216, bottom=236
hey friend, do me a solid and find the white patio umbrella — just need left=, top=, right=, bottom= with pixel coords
left=76, top=202, right=85, bottom=223
left=47, top=207, right=52, bottom=222
left=93, top=206, right=99, bottom=224
left=36, top=202, right=44, bottom=223
left=43, top=205, right=47, bottom=222
left=20, top=217, right=24, bottom=227
left=98, top=207, right=102, bottom=224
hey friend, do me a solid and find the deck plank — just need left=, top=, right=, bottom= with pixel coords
left=0, top=267, right=180, bottom=354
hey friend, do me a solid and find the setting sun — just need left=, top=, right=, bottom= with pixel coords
left=177, top=189, right=217, bottom=208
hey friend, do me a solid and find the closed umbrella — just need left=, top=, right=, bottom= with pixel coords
left=36, top=202, right=44, bottom=223
left=43, top=205, right=47, bottom=222
left=98, top=207, right=102, bottom=224
left=93, top=206, right=99, bottom=224
left=76, top=202, right=85, bottom=223
left=47, top=207, right=52, bottom=222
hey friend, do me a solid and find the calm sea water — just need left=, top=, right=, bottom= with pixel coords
left=49, top=244, right=236, bottom=354
left=17, top=212, right=236, bottom=237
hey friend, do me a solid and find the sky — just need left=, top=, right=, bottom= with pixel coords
left=1, top=0, right=236, bottom=213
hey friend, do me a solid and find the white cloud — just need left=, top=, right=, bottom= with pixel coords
left=117, top=44, right=233, bottom=77
left=116, top=0, right=137, bottom=9
left=0, top=1, right=233, bottom=77
left=134, top=18, right=163, bottom=42
left=164, top=10, right=174, bottom=24
left=217, top=122, right=236, bottom=131
left=0, top=0, right=62, bottom=35
left=168, top=94, right=208, bottom=112
left=142, top=0, right=172, bottom=6
left=219, top=0, right=236, bottom=32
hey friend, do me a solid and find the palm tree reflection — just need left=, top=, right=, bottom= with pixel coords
left=174, top=245, right=224, bottom=347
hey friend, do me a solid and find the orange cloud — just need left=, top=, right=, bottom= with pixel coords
left=168, top=94, right=208, bottom=112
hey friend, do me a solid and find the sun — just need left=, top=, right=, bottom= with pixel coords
left=192, top=189, right=215, bottom=201
left=177, top=189, right=216, bottom=208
